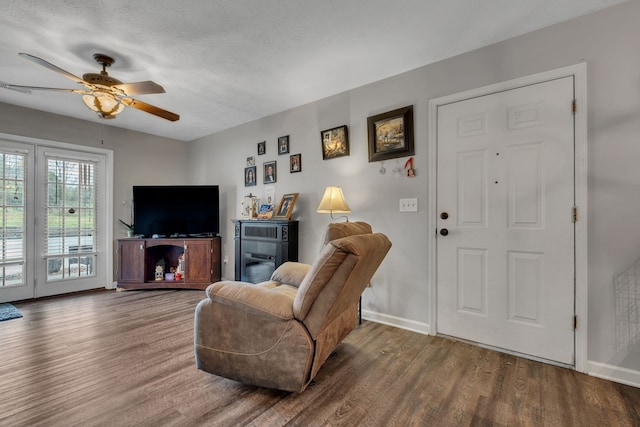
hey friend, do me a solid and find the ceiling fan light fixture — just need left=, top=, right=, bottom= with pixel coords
left=82, top=92, right=125, bottom=119
left=9, top=53, right=179, bottom=121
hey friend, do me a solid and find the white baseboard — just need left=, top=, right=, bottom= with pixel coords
left=588, top=360, right=640, bottom=388
left=361, top=310, right=430, bottom=335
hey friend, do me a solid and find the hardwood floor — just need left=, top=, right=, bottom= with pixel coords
left=1, top=290, right=639, bottom=426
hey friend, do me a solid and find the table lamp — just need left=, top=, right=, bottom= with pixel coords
left=317, top=186, right=351, bottom=221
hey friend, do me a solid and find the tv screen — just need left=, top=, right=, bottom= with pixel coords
left=133, top=185, right=220, bottom=237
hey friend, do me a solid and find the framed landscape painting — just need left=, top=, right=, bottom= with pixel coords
left=321, top=125, right=349, bottom=160
left=367, top=105, right=414, bottom=162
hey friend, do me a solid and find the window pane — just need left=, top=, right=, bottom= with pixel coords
left=5, top=181, right=23, bottom=206
left=1, top=151, right=26, bottom=288
left=2, top=264, right=24, bottom=287
left=48, top=183, right=62, bottom=207
left=64, top=184, right=78, bottom=206
left=44, top=158, right=97, bottom=282
left=64, top=162, right=79, bottom=184
left=80, top=185, right=94, bottom=208
left=65, top=209, right=80, bottom=228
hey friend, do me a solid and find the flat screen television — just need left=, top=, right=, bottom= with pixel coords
left=133, top=185, right=220, bottom=237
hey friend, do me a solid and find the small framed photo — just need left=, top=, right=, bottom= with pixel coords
left=321, top=125, right=350, bottom=160
left=290, top=153, right=302, bottom=173
left=263, top=161, right=277, bottom=184
left=278, top=135, right=290, bottom=155
left=257, top=141, right=266, bottom=155
left=244, top=166, right=257, bottom=187
left=273, top=193, right=299, bottom=220
left=257, top=204, right=273, bottom=219
left=264, top=186, right=275, bottom=206
left=367, top=105, right=414, bottom=162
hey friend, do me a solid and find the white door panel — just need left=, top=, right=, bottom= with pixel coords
left=437, top=77, right=575, bottom=364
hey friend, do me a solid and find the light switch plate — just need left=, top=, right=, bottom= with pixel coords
left=399, top=198, right=418, bottom=212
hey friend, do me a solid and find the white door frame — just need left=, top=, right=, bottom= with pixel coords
left=0, top=132, right=114, bottom=298
left=428, top=63, right=588, bottom=372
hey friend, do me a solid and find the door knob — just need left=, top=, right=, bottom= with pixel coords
left=439, top=228, right=449, bottom=236
left=440, top=212, right=449, bottom=220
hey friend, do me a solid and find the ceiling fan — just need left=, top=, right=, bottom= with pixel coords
left=0, top=52, right=179, bottom=121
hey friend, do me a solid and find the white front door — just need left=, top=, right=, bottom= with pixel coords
left=436, top=76, right=575, bottom=365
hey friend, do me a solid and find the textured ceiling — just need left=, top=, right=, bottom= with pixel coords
left=0, top=0, right=627, bottom=142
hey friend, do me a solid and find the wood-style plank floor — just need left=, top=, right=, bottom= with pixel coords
left=1, top=289, right=639, bottom=426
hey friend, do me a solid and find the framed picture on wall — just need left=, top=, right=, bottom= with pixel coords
left=278, top=135, right=290, bottom=155
left=257, top=141, right=266, bottom=155
left=244, top=166, right=256, bottom=187
left=321, top=125, right=349, bottom=160
left=367, top=105, right=414, bottom=162
left=263, top=161, right=277, bottom=183
left=290, top=153, right=301, bottom=173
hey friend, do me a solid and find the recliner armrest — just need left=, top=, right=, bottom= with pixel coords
left=271, top=262, right=312, bottom=288
left=206, top=281, right=297, bottom=320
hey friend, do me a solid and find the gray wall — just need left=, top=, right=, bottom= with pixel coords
left=1, top=0, right=638, bottom=385
left=188, top=0, right=640, bottom=383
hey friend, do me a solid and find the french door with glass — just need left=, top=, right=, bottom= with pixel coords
left=0, top=137, right=109, bottom=302
left=0, top=141, right=34, bottom=302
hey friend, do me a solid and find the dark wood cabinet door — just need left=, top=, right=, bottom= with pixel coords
left=117, top=240, right=145, bottom=283
left=184, top=239, right=213, bottom=283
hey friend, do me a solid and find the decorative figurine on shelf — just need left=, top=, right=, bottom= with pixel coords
left=174, top=253, right=184, bottom=280
left=242, top=193, right=258, bottom=219
left=155, top=259, right=165, bottom=281
left=155, top=265, right=163, bottom=281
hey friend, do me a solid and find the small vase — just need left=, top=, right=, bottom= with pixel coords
left=127, top=230, right=133, bottom=237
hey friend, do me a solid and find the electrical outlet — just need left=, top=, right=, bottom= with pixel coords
left=399, top=198, right=418, bottom=212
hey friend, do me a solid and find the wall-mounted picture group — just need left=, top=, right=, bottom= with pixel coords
left=244, top=105, right=414, bottom=186
left=245, top=136, right=303, bottom=186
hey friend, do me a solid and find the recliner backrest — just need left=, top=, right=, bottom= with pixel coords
left=293, top=233, right=391, bottom=339
left=321, top=221, right=372, bottom=247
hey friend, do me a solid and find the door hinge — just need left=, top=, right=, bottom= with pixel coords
left=572, top=99, right=577, bottom=114
left=572, top=207, right=578, bottom=223
left=574, top=315, right=578, bottom=330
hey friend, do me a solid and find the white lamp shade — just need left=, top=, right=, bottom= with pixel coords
left=317, top=186, right=351, bottom=213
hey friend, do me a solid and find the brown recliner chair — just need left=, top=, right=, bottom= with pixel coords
left=194, top=224, right=391, bottom=392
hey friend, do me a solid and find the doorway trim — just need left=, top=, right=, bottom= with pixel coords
left=427, top=63, right=587, bottom=372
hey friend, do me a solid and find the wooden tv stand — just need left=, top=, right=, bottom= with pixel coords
left=116, top=237, right=221, bottom=290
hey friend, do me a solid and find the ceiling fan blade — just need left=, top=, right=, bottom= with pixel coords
left=121, top=98, right=179, bottom=122
left=19, top=52, right=86, bottom=84
left=0, top=81, right=84, bottom=94
left=113, top=81, right=165, bottom=95
left=0, top=81, right=32, bottom=94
